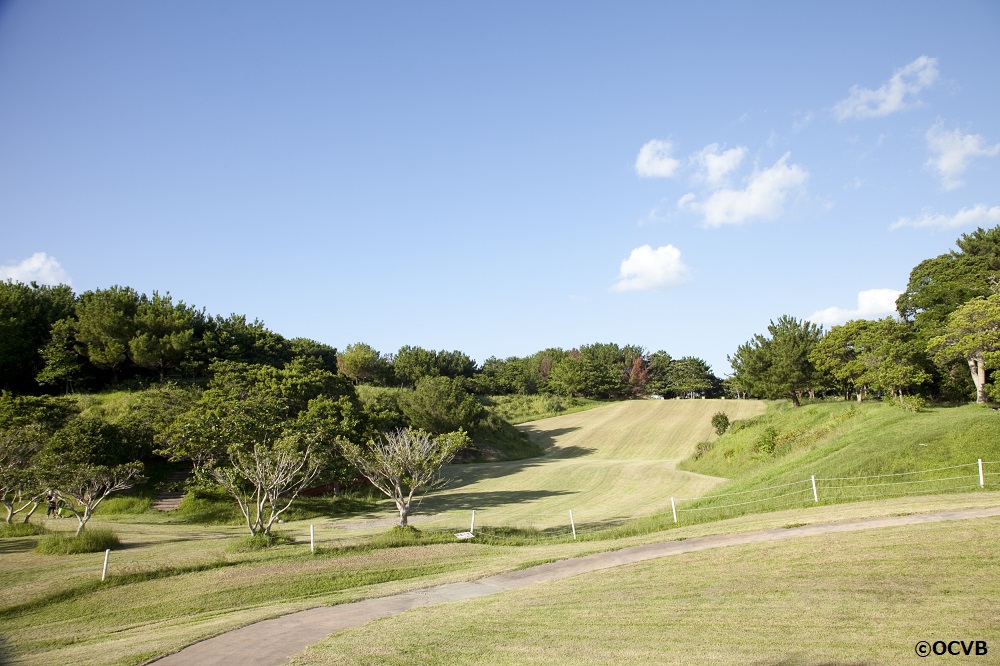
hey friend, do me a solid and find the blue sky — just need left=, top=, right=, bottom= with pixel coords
left=2, top=1, right=999, bottom=376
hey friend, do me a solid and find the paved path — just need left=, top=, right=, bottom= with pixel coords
left=150, top=506, right=1000, bottom=665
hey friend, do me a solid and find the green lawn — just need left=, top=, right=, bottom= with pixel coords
left=289, top=516, right=1000, bottom=665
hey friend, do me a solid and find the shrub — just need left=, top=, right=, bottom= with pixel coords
left=755, top=427, right=779, bottom=455
left=36, top=528, right=120, bottom=554
left=367, top=526, right=455, bottom=548
left=0, top=522, right=46, bottom=538
left=711, top=411, right=730, bottom=435
left=228, top=532, right=295, bottom=552
left=884, top=394, right=926, bottom=412
left=693, top=440, right=714, bottom=460
left=97, top=495, right=153, bottom=515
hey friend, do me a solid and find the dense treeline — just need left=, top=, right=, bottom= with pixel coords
left=729, top=226, right=1000, bottom=406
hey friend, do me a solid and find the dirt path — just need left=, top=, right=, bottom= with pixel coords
left=149, top=505, right=1000, bottom=666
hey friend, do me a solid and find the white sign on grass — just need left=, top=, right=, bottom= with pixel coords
left=454, top=532, right=475, bottom=540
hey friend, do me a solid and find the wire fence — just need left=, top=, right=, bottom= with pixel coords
left=384, top=458, right=999, bottom=543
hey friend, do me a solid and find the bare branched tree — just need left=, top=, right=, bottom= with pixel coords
left=339, top=427, right=469, bottom=528
left=0, top=425, right=45, bottom=524
left=203, top=439, right=323, bottom=536
left=54, top=462, right=144, bottom=536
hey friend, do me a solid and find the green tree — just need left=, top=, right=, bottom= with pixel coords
left=338, top=342, right=392, bottom=385
left=129, top=292, right=201, bottom=381
left=669, top=357, right=715, bottom=398
left=928, top=294, right=1000, bottom=404
left=729, top=315, right=823, bottom=407
left=0, top=280, right=75, bottom=393
left=37, top=417, right=143, bottom=535
left=161, top=363, right=365, bottom=535
left=857, top=318, right=931, bottom=402
left=645, top=350, right=674, bottom=396
left=202, top=314, right=292, bottom=368
left=399, top=376, right=483, bottom=435
left=36, top=318, right=86, bottom=393
left=288, top=338, right=338, bottom=374
left=338, top=427, right=470, bottom=527
left=897, top=226, right=1000, bottom=340
left=0, top=393, right=71, bottom=523
left=75, top=286, right=141, bottom=381
left=392, top=345, right=440, bottom=387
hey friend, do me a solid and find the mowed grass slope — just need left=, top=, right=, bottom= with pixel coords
left=289, top=516, right=1000, bottom=665
left=394, top=400, right=765, bottom=530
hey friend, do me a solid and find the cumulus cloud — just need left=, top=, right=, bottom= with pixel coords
left=634, top=140, right=681, bottom=178
left=691, top=144, right=747, bottom=186
left=891, top=204, right=1000, bottom=231
left=0, top=252, right=72, bottom=286
left=925, top=122, right=1000, bottom=190
left=808, top=288, right=902, bottom=327
left=613, top=244, right=688, bottom=292
left=680, top=153, right=808, bottom=227
left=833, top=56, right=939, bottom=120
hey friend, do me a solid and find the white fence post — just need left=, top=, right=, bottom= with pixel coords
left=811, top=475, right=818, bottom=502
left=979, top=459, right=985, bottom=488
left=470, top=510, right=476, bottom=534
left=101, top=549, right=110, bottom=581
left=310, top=524, right=315, bottom=554
left=671, top=497, right=677, bottom=524
left=569, top=510, right=576, bottom=539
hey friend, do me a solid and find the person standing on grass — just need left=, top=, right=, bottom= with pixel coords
left=46, top=492, right=58, bottom=518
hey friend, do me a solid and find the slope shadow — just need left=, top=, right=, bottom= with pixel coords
left=0, top=538, right=37, bottom=554
left=442, top=445, right=592, bottom=489
left=516, top=425, right=589, bottom=455
left=414, top=489, right=576, bottom=514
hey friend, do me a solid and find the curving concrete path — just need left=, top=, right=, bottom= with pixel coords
left=150, top=506, right=1000, bottom=665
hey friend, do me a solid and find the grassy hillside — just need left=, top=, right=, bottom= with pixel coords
left=673, top=400, right=1000, bottom=521
left=363, top=399, right=766, bottom=533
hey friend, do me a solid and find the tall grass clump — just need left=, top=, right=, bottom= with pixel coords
left=97, top=495, right=153, bottom=515
left=227, top=532, right=295, bottom=552
left=35, top=527, right=120, bottom=555
left=0, top=522, right=46, bottom=538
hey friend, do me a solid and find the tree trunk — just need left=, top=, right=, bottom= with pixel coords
left=790, top=392, right=801, bottom=407
left=22, top=501, right=39, bottom=523
left=969, top=354, right=987, bottom=404
left=397, top=503, right=409, bottom=528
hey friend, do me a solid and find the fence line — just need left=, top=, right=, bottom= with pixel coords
left=331, top=458, right=999, bottom=546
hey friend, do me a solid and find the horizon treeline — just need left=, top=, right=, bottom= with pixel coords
left=0, top=282, right=720, bottom=401
left=729, top=225, right=1000, bottom=405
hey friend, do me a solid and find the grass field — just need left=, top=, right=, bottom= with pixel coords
left=3, top=397, right=999, bottom=665
left=347, top=399, right=766, bottom=533
left=288, top=515, right=1000, bottom=665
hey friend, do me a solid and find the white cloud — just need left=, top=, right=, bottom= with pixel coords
left=808, top=288, right=901, bottom=327
left=613, top=244, right=688, bottom=292
left=925, top=122, right=1000, bottom=190
left=685, top=153, right=808, bottom=227
left=691, top=144, right=747, bottom=186
left=891, top=204, right=1000, bottom=231
left=0, top=252, right=72, bottom=286
left=634, top=140, right=681, bottom=178
left=833, top=55, right=939, bottom=120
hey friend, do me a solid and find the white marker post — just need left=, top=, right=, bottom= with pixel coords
left=310, top=524, right=315, bottom=554
left=811, top=475, right=819, bottom=502
left=979, top=459, right=985, bottom=488
left=470, top=510, right=476, bottom=534
left=569, top=510, right=576, bottom=540
left=101, top=549, right=110, bottom=581
left=671, top=497, right=677, bottom=524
